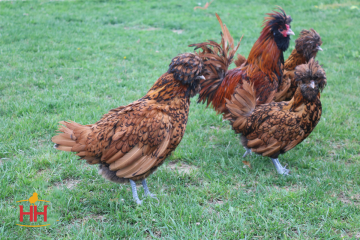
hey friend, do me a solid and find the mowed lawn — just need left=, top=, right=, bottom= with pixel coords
left=0, top=0, right=359, bottom=239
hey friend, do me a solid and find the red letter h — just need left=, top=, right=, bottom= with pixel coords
left=34, top=205, right=48, bottom=222
left=19, top=205, right=33, bottom=222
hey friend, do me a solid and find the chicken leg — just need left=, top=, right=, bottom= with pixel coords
left=271, top=158, right=290, bottom=175
left=142, top=179, right=158, bottom=201
left=129, top=179, right=142, bottom=204
left=243, top=147, right=252, bottom=158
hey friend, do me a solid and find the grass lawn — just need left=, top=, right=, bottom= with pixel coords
left=1, top=0, right=359, bottom=239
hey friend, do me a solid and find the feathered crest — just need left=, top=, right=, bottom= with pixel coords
left=297, top=29, right=322, bottom=45
left=263, top=7, right=292, bottom=29
left=167, top=53, right=204, bottom=97
left=295, top=58, right=327, bottom=91
left=168, top=53, right=203, bottom=85
left=295, top=29, right=322, bottom=60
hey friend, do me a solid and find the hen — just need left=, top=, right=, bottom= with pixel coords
left=274, top=29, right=323, bottom=101
left=52, top=53, right=204, bottom=204
left=191, top=8, right=294, bottom=115
left=225, top=58, right=326, bottom=175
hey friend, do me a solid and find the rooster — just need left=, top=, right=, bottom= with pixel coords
left=274, top=29, right=323, bottom=101
left=191, top=8, right=294, bottom=115
left=225, top=58, right=326, bottom=175
left=52, top=53, right=204, bottom=204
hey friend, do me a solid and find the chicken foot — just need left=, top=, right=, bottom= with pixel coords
left=129, top=179, right=159, bottom=204
left=271, top=158, right=290, bottom=175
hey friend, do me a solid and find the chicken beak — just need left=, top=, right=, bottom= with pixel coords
left=310, top=80, right=315, bottom=89
left=198, top=75, right=205, bottom=80
left=286, top=28, right=295, bottom=36
left=317, top=46, right=323, bottom=51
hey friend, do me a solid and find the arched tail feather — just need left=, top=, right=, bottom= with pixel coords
left=189, top=13, right=243, bottom=108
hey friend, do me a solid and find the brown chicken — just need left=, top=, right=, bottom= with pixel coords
left=225, top=58, right=326, bottom=175
left=191, top=8, right=294, bottom=115
left=52, top=53, right=204, bottom=204
left=274, top=29, right=323, bottom=101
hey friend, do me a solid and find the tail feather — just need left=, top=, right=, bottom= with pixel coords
left=71, top=144, right=85, bottom=152
left=225, top=81, right=256, bottom=132
left=234, top=54, right=246, bottom=67
left=189, top=13, right=243, bottom=108
left=55, top=145, right=73, bottom=152
left=51, top=134, right=77, bottom=147
left=52, top=121, right=81, bottom=150
left=52, top=121, right=98, bottom=164
left=215, top=13, right=234, bottom=50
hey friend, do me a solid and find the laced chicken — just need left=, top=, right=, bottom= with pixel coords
left=52, top=53, right=204, bottom=204
left=225, top=58, right=326, bottom=175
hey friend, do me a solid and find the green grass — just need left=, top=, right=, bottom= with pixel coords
left=1, top=0, right=359, bottom=239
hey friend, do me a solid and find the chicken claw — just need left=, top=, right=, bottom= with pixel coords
left=271, top=158, right=290, bottom=175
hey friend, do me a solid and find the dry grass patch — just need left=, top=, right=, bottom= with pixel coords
left=54, top=179, right=81, bottom=190
left=208, top=199, right=224, bottom=205
left=341, top=231, right=360, bottom=239
left=337, top=192, right=360, bottom=206
left=167, top=160, right=198, bottom=175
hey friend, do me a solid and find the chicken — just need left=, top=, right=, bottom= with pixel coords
left=191, top=8, right=294, bottom=115
left=225, top=58, right=326, bottom=175
left=51, top=53, right=204, bottom=204
left=29, top=192, right=38, bottom=206
left=274, top=29, right=323, bottom=101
